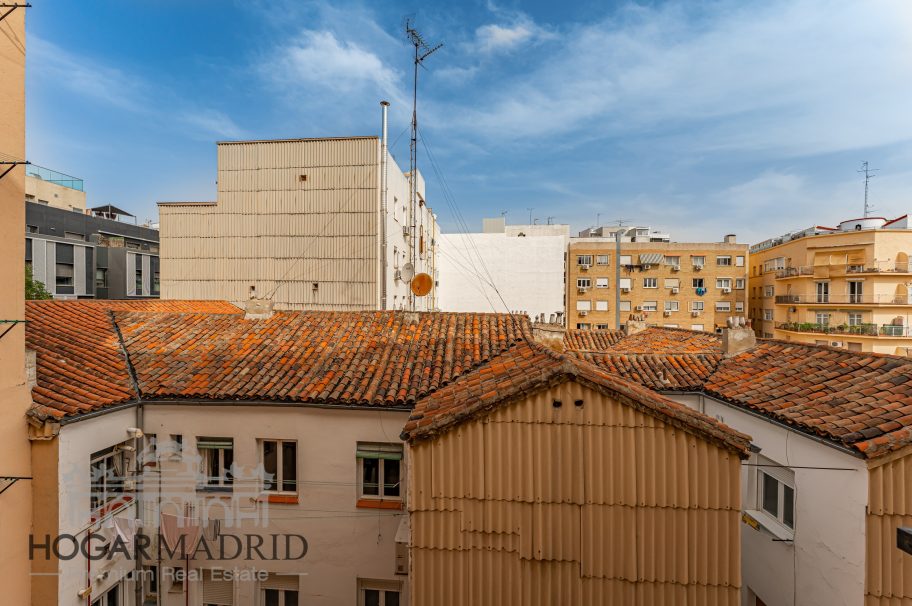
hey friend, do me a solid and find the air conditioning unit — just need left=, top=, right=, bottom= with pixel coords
left=722, top=287, right=731, bottom=294
left=671, top=287, right=680, bottom=294
left=691, top=311, right=701, bottom=317
left=579, top=310, right=588, bottom=316
left=642, top=264, right=652, bottom=270
left=635, top=305, right=644, bottom=311
left=671, top=265, right=680, bottom=272
left=621, top=287, right=631, bottom=293
left=663, top=311, right=672, bottom=317
left=580, top=263, right=590, bottom=270
left=577, top=287, right=589, bottom=294
left=831, top=341, right=843, bottom=348
left=694, top=264, right=703, bottom=271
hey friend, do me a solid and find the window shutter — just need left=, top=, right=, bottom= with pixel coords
left=262, top=573, right=300, bottom=591
left=202, top=572, right=233, bottom=605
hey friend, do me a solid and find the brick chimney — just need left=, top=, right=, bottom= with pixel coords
left=722, top=316, right=756, bottom=357
left=245, top=297, right=274, bottom=320
left=624, top=313, right=648, bottom=336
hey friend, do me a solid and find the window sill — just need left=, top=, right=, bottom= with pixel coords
left=357, top=499, right=403, bottom=510
left=196, top=485, right=234, bottom=494
left=261, top=494, right=299, bottom=505
left=743, top=509, right=794, bottom=542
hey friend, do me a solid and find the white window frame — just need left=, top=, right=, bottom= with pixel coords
left=665, top=256, right=680, bottom=266
left=577, top=255, right=593, bottom=266
left=735, top=301, right=744, bottom=312
left=576, top=323, right=591, bottom=330
left=596, top=254, right=609, bottom=265
left=716, top=255, right=732, bottom=266
left=261, top=439, right=298, bottom=494
left=735, top=278, right=746, bottom=289
left=815, top=312, right=831, bottom=326
left=197, top=437, right=234, bottom=488
left=715, top=301, right=731, bottom=312
left=756, top=457, right=795, bottom=533
left=595, top=323, right=609, bottom=330
left=691, top=256, right=706, bottom=266
left=664, top=278, right=680, bottom=288
left=848, top=312, right=863, bottom=326
left=595, top=300, right=608, bottom=311
left=736, top=255, right=745, bottom=267
left=595, top=277, right=609, bottom=288
left=90, top=446, right=128, bottom=512
left=763, top=309, right=774, bottom=321
left=619, top=301, right=631, bottom=312
left=690, top=324, right=704, bottom=331
left=643, top=277, right=658, bottom=289
left=716, top=278, right=732, bottom=289
left=691, top=301, right=705, bottom=311
left=620, top=255, right=632, bottom=265
left=764, top=285, right=775, bottom=297
left=576, top=300, right=592, bottom=311
left=619, top=278, right=632, bottom=290
left=357, top=443, right=403, bottom=502
left=692, top=278, right=705, bottom=289
left=642, top=301, right=658, bottom=312
left=358, top=579, right=401, bottom=606
left=664, top=300, right=679, bottom=312
left=91, top=584, right=121, bottom=606
left=576, top=278, right=591, bottom=288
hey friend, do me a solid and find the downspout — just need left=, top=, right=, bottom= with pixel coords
left=380, top=100, right=390, bottom=310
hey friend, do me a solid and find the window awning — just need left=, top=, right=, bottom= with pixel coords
left=197, top=439, right=233, bottom=449
left=639, top=253, right=664, bottom=265
left=356, top=444, right=403, bottom=460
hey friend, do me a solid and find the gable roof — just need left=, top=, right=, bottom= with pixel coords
left=563, top=326, right=912, bottom=459
left=116, top=310, right=527, bottom=406
left=402, top=341, right=751, bottom=456
left=26, top=300, right=241, bottom=420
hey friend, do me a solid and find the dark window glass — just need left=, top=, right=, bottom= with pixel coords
left=285, top=590, right=299, bottom=606
left=386, top=590, right=400, bottom=606
left=364, top=589, right=380, bottom=606
left=263, top=441, right=277, bottom=491
left=264, top=588, right=279, bottom=606
left=783, top=485, right=795, bottom=529
left=383, top=460, right=400, bottom=497
left=223, top=447, right=234, bottom=485
left=762, top=473, right=779, bottom=517
left=363, top=458, right=380, bottom=495
left=282, top=442, right=297, bottom=492
left=206, top=449, right=220, bottom=486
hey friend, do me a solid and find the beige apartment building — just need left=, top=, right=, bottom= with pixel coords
left=25, top=164, right=87, bottom=212
left=0, top=5, right=33, bottom=605
left=567, top=231, right=748, bottom=332
left=159, top=113, right=438, bottom=312
left=749, top=215, right=912, bottom=354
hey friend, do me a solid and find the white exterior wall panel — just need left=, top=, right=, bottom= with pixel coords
left=73, top=245, right=86, bottom=295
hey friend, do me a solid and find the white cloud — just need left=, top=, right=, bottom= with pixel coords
left=476, top=21, right=536, bottom=53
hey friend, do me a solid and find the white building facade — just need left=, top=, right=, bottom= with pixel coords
left=437, top=218, right=568, bottom=321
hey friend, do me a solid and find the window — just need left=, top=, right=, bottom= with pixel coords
left=577, top=255, right=593, bottom=266
left=96, top=268, right=108, bottom=288
left=715, top=301, right=731, bottom=312
left=815, top=312, right=830, bottom=326
left=576, top=300, right=591, bottom=311
left=848, top=342, right=862, bottom=352
left=641, top=301, right=658, bottom=312
left=692, top=278, right=705, bottom=289
left=758, top=460, right=795, bottom=530
left=763, top=332, right=774, bottom=339
left=848, top=312, right=863, bottom=326
left=665, top=256, right=680, bottom=266
left=815, top=282, right=829, bottom=303
left=596, top=254, right=609, bottom=265
left=735, top=278, right=746, bottom=289
left=692, top=256, right=705, bottom=266
left=643, top=277, right=657, bottom=288
left=262, top=440, right=297, bottom=493
left=65, top=231, right=85, bottom=241
left=763, top=257, right=786, bottom=272
left=595, top=277, right=609, bottom=288
left=359, top=580, right=401, bottom=606
left=716, top=278, right=732, bottom=289
left=764, top=285, right=774, bottom=297
left=135, top=267, right=143, bottom=293
left=357, top=443, right=403, bottom=501
left=763, top=309, right=774, bottom=321
left=91, top=585, right=120, bottom=606
left=848, top=281, right=864, bottom=303
left=717, top=255, right=732, bottom=266
left=56, top=263, right=74, bottom=286
left=620, top=255, right=632, bottom=265
left=26, top=224, right=38, bottom=233
left=595, top=300, right=608, bottom=311
left=664, top=301, right=679, bottom=312
left=619, top=301, right=631, bottom=312
left=735, top=302, right=744, bottom=312
left=663, top=324, right=679, bottom=328
left=736, top=256, right=745, bottom=267
left=576, top=323, right=591, bottom=329
left=618, top=278, right=632, bottom=290
left=595, top=323, right=609, bottom=329
left=691, top=301, right=705, bottom=311
left=264, top=589, right=299, bottom=606
left=153, top=271, right=161, bottom=292
left=691, top=324, right=704, bottom=331
left=577, top=278, right=591, bottom=289
left=90, top=446, right=127, bottom=511
left=197, top=437, right=234, bottom=488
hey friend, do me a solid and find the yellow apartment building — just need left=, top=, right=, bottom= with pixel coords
left=748, top=215, right=912, bottom=354
left=25, top=164, right=86, bottom=212
left=567, top=232, right=748, bottom=332
left=0, top=4, right=33, bottom=604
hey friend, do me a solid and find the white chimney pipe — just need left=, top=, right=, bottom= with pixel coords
left=380, top=101, right=390, bottom=310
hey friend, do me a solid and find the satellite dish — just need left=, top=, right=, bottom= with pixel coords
left=400, top=263, right=415, bottom=282
left=410, top=273, right=433, bottom=296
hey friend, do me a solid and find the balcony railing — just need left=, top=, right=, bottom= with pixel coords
left=25, top=164, right=84, bottom=192
left=776, top=261, right=912, bottom=279
left=774, top=294, right=910, bottom=305
left=776, top=322, right=912, bottom=337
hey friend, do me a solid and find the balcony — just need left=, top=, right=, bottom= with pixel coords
left=776, top=261, right=912, bottom=279
left=774, top=294, right=910, bottom=305
left=25, top=164, right=84, bottom=192
left=776, top=322, right=912, bottom=337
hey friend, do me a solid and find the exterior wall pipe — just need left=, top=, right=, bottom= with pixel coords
left=380, top=101, right=390, bottom=310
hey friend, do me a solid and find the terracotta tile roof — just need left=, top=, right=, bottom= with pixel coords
left=562, top=329, right=625, bottom=351
left=402, top=341, right=751, bottom=456
left=25, top=300, right=241, bottom=420
left=575, top=352, right=722, bottom=391
left=565, top=327, right=722, bottom=354
left=116, top=310, right=528, bottom=406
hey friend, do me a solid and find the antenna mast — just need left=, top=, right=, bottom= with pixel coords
left=405, top=19, right=442, bottom=310
left=858, top=161, right=879, bottom=218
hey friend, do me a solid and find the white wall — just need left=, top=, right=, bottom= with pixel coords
left=437, top=231, right=567, bottom=320
left=666, top=393, right=868, bottom=606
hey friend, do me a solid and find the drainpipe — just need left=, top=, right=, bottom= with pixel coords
left=380, top=100, right=390, bottom=310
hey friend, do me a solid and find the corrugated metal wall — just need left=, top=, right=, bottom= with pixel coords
left=160, top=138, right=381, bottom=310
left=866, top=451, right=912, bottom=604
left=409, top=381, right=742, bottom=605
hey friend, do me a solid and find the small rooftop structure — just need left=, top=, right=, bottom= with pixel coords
left=751, top=214, right=910, bottom=253
left=90, top=204, right=135, bottom=222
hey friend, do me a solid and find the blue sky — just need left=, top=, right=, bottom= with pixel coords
left=25, top=0, right=912, bottom=243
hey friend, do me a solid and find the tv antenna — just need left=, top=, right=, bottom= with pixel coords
left=405, top=19, right=442, bottom=310
left=527, top=207, right=534, bottom=224
left=858, top=161, right=879, bottom=218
